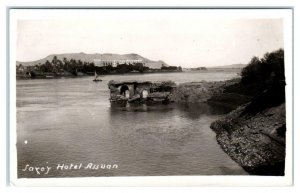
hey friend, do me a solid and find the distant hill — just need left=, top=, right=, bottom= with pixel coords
left=210, top=64, right=246, bottom=69
left=16, top=53, right=168, bottom=69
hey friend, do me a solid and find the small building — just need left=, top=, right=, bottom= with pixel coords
left=107, top=80, right=176, bottom=106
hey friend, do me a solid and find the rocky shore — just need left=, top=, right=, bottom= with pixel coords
left=172, top=79, right=239, bottom=103
left=172, top=78, right=251, bottom=109
left=209, top=80, right=286, bottom=175
left=173, top=78, right=286, bottom=175
left=210, top=102, right=286, bottom=175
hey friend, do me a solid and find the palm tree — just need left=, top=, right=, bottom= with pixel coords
left=52, top=56, right=58, bottom=65
left=63, top=57, right=68, bottom=65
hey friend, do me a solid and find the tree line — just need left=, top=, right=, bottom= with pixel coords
left=17, top=56, right=182, bottom=76
left=241, top=48, right=285, bottom=85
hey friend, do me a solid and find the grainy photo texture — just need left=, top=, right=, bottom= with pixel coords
left=13, top=9, right=289, bottom=180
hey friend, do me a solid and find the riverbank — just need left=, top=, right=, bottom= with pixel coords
left=16, top=70, right=183, bottom=80
left=172, top=78, right=251, bottom=109
left=209, top=80, right=286, bottom=175
left=173, top=77, right=286, bottom=175
left=210, top=102, right=286, bottom=175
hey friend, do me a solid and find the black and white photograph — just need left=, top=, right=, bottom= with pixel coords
left=8, top=8, right=293, bottom=186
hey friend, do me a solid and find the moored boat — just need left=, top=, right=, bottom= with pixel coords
left=93, top=71, right=102, bottom=82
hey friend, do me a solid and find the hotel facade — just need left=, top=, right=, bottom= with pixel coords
left=94, top=59, right=143, bottom=67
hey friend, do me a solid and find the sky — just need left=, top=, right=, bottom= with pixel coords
left=16, top=10, right=284, bottom=67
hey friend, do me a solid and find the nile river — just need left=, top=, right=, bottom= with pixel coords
left=16, top=70, right=247, bottom=178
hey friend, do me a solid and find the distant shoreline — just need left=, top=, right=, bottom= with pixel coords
left=16, top=68, right=243, bottom=80
left=16, top=70, right=185, bottom=80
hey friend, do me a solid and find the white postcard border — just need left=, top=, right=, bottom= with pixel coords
left=9, top=8, right=293, bottom=186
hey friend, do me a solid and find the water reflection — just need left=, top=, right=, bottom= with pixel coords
left=105, top=102, right=245, bottom=176
left=17, top=73, right=247, bottom=178
left=110, top=102, right=232, bottom=118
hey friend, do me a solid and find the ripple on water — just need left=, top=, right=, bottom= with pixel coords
left=17, top=73, right=247, bottom=177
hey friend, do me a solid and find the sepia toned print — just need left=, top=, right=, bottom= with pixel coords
left=13, top=9, right=290, bottom=180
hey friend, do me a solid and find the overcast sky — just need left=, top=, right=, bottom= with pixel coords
left=16, top=10, right=284, bottom=67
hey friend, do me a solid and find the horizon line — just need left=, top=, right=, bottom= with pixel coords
left=16, top=52, right=247, bottom=68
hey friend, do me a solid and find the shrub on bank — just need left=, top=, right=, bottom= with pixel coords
left=241, top=48, right=284, bottom=86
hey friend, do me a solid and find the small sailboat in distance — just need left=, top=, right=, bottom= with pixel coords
left=93, top=71, right=102, bottom=82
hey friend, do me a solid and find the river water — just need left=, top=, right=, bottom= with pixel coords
left=16, top=70, right=247, bottom=178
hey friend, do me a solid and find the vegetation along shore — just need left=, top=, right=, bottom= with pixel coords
left=173, top=49, right=286, bottom=175
left=99, top=49, right=286, bottom=176
left=16, top=53, right=182, bottom=79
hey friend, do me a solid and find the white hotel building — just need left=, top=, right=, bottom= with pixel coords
left=94, top=59, right=143, bottom=67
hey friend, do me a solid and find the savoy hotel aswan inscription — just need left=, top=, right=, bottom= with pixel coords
left=22, top=162, right=119, bottom=175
